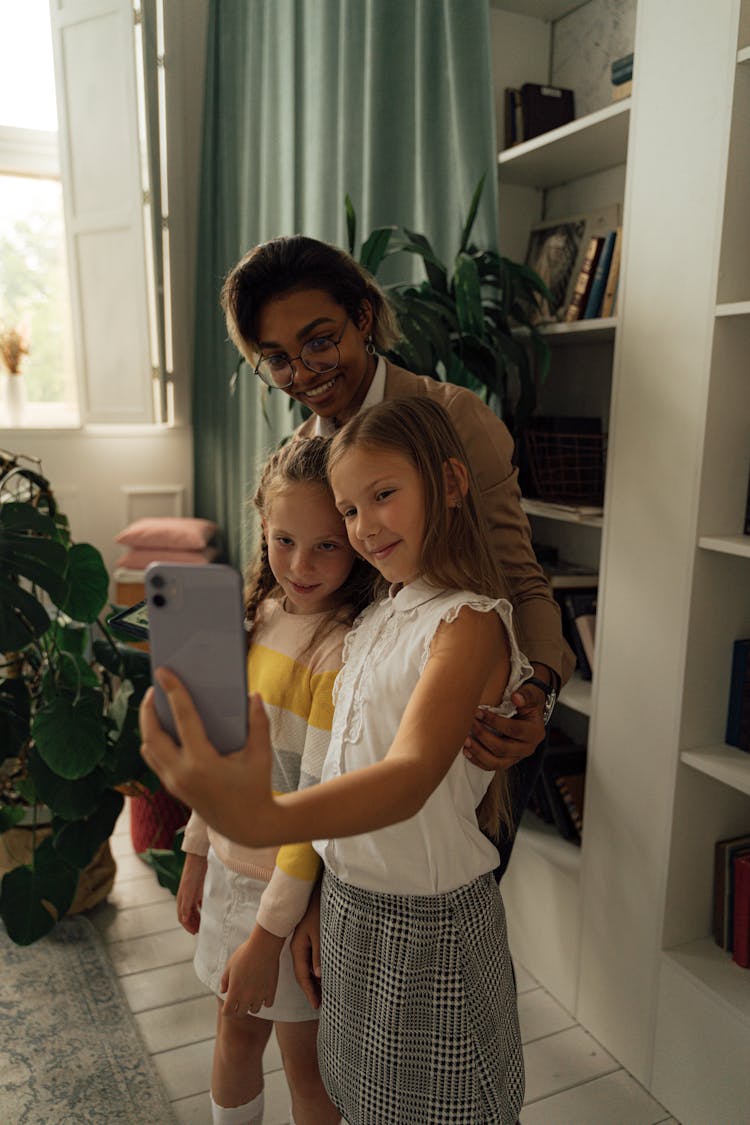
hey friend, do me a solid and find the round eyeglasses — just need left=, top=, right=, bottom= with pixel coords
left=254, top=318, right=350, bottom=389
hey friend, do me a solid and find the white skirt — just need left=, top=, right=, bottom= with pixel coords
left=194, top=848, right=319, bottom=1024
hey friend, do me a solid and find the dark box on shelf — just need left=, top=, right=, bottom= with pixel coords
left=520, top=83, right=575, bottom=141
left=524, top=416, right=607, bottom=506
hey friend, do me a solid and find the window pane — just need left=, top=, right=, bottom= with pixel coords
left=0, top=176, right=76, bottom=407
left=0, top=0, right=58, bottom=131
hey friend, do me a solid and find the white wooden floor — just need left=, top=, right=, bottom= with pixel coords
left=91, top=805, right=680, bottom=1125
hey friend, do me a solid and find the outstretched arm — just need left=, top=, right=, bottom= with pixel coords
left=140, top=606, right=509, bottom=849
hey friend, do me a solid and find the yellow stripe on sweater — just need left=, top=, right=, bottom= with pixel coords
left=248, top=645, right=337, bottom=729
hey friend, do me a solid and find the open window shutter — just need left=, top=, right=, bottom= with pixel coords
left=50, top=0, right=154, bottom=423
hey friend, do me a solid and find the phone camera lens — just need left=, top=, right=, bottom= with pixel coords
left=152, top=594, right=167, bottom=608
left=150, top=574, right=164, bottom=589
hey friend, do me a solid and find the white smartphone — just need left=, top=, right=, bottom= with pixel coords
left=146, top=563, right=248, bottom=755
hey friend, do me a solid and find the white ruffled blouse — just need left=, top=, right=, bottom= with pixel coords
left=313, top=578, right=532, bottom=895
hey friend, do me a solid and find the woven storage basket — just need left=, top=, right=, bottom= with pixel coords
left=524, top=428, right=607, bottom=505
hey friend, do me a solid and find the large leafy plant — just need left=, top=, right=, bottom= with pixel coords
left=346, top=174, right=552, bottom=436
left=0, top=453, right=154, bottom=944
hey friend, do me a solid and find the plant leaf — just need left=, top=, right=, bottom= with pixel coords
left=32, top=690, right=107, bottom=779
left=0, top=805, right=25, bottom=832
left=454, top=253, right=484, bottom=339
left=400, top=230, right=449, bottom=293
left=0, top=837, right=79, bottom=944
left=26, top=748, right=105, bottom=820
left=0, top=576, right=51, bottom=649
left=59, top=543, right=109, bottom=622
left=458, top=174, right=486, bottom=254
left=52, top=789, right=124, bottom=869
left=359, top=227, right=395, bottom=276
left=345, top=194, right=356, bottom=255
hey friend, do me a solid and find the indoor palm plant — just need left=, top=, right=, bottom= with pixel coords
left=345, top=174, right=553, bottom=437
left=0, top=452, right=154, bottom=944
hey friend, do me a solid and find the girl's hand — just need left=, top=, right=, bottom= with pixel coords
left=220, top=925, right=285, bottom=1017
left=139, top=671, right=275, bottom=845
left=176, top=852, right=207, bottom=934
left=463, top=686, right=546, bottom=771
left=290, top=881, right=322, bottom=1009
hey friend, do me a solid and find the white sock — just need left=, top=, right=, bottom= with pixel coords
left=210, top=1089, right=264, bottom=1124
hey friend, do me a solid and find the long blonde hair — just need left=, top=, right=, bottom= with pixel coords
left=245, top=437, right=375, bottom=642
left=328, top=397, right=513, bottom=841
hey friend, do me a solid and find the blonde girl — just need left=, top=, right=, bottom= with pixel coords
left=143, top=398, right=533, bottom=1124
left=176, top=436, right=370, bottom=1125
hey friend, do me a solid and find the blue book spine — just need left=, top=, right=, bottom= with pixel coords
left=726, top=638, right=750, bottom=747
left=583, top=230, right=617, bottom=319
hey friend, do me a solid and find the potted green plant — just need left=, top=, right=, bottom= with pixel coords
left=345, top=174, right=552, bottom=438
left=0, top=451, right=155, bottom=944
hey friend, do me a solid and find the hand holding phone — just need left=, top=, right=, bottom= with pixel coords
left=146, top=563, right=248, bottom=755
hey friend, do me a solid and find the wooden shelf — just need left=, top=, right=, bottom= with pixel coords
left=699, top=535, right=750, bottom=559
left=662, top=938, right=750, bottom=1025
left=738, top=45, right=750, bottom=65
left=513, top=317, right=616, bottom=345
left=522, top=498, right=604, bottom=528
left=559, top=672, right=592, bottom=717
left=498, top=100, right=631, bottom=188
left=716, top=300, right=750, bottom=317
left=681, top=745, right=750, bottom=797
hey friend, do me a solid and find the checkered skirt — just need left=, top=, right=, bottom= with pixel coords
left=318, top=870, right=524, bottom=1124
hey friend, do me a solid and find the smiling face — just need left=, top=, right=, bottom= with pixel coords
left=330, top=445, right=427, bottom=587
left=263, top=481, right=356, bottom=614
left=255, top=288, right=376, bottom=426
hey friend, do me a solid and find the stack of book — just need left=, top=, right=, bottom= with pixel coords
left=713, top=832, right=750, bottom=968
left=564, top=226, right=623, bottom=321
left=612, top=51, right=633, bottom=101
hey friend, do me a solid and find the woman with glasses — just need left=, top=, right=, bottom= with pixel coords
left=221, top=236, right=572, bottom=833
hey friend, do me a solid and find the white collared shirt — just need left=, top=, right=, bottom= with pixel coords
left=313, top=356, right=387, bottom=436
left=313, top=578, right=532, bottom=894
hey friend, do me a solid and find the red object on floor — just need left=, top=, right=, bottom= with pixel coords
left=129, top=790, right=189, bottom=852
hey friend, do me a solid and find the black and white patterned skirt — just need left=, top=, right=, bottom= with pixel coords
left=318, top=869, right=524, bottom=1125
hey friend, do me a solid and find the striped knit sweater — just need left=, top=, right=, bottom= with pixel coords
left=182, top=595, right=348, bottom=937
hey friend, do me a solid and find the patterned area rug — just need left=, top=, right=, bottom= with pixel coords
left=0, top=914, right=175, bottom=1124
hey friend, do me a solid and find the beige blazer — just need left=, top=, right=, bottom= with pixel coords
left=297, top=359, right=575, bottom=684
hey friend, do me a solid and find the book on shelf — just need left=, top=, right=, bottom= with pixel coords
left=503, top=87, right=522, bottom=149
left=731, top=852, right=750, bottom=968
left=539, top=741, right=587, bottom=845
left=562, top=590, right=597, bottom=680
left=600, top=226, right=623, bottom=318
left=725, top=638, right=750, bottom=752
left=583, top=228, right=618, bottom=319
left=744, top=462, right=750, bottom=535
left=611, top=52, right=634, bottom=83
left=564, top=236, right=603, bottom=322
left=612, top=79, right=633, bottom=102
left=712, top=832, right=750, bottom=949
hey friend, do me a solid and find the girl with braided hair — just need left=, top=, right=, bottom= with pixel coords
left=176, top=436, right=371, bottom=1125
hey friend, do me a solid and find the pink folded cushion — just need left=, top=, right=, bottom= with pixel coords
left=115, top=516, right=218, bottom=550
left=115, top=546, right=219, bottom=570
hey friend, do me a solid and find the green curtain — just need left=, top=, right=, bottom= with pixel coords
left=193, top=0, right=500, bottom=567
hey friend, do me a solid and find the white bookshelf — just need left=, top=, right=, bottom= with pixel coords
left=558, top=672, right=593, bottom=717
left=521, top=498, right=604, bottom=528
left=498, top=100, right=631, bottom=188
left=681, top=746, right=750, bottom=799
left=495, top=2, right=750, bottom=1121
left=513, top=317, right=617, bottom=345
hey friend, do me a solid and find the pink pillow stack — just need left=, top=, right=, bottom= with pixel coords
left=114, top=517, right=219, bottom=572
